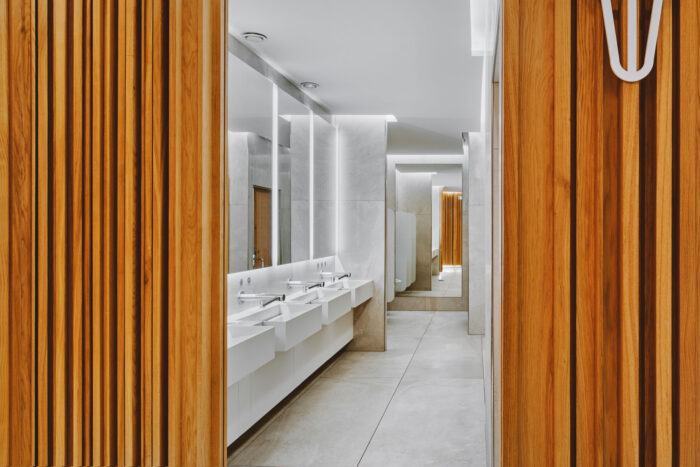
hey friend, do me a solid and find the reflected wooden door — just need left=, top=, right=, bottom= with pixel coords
left=440, top=192, right=463, bottom=270
left=253, top=186, right=272, bottom=268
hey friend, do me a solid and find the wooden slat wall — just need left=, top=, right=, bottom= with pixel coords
left=502, top=0, right=700, bottom=464
left=0, top=0, right=225, bottom=465
left=0, top=0, right=34, bottom=465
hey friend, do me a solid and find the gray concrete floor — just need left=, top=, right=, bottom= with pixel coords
left=228, top=311, right=487, bottom=467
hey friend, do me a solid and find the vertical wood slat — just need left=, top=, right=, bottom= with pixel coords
left=502, top=0, right=572, bottom=464
left=168, top=0, right=225, bottom=465
left=676, top=0, right=700, bottom=464
left=151, top=0, right=168, bottom=463
left=653, top=0, right=673, bottom=463
left=0, top=0, right=34, bottom=465
left=102, top=1, right=117, bottom=463
left=502, top=1, right=519, bottom=464
left=36, top=0, right=50, bottom=464
left=91, top=0, right=104, bottom=462
left=70, top=1, right=85, bottom=463
left=82, top=0, right=93, bottom=462
left=617, top=1, right=640, bottom=463
left=552, top=0, right=572, bottom=464
left=576, top=1, right=605, bottom=465
left=52, top=2, right=69, bottom=464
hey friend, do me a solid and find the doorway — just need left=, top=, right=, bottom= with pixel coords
left=253, top=186, right=272, bottom=268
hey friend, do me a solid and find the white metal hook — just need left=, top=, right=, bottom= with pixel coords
left=600, top=0, right=664, bottom=82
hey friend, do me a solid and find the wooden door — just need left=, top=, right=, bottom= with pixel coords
left=440, top=192, right=463, bottom=269
left=253, top=187, right=272, bottom=268
left=501, top=0, right=700, bottom=465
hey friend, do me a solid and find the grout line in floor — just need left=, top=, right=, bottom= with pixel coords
left=354, top=311, right=437, bottom=467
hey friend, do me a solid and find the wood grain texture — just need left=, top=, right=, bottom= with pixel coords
left=167, top=0, right=225, bottom=466
left=502, top=0, right=571, bottom=464
left=26, top=0, right=226, bottom=465
left=676, top=0, right=700, bottom=465
left=440, top=192, right=463, bottom=267
left=653, top=0, right=673, bottom=463
left=501, top=0, right=693, bottom=464
left=0, top=0, right=34, bottom=465
left=617, top=2, right=640, bottom=463
left=576, top=1, right=605, bottom=464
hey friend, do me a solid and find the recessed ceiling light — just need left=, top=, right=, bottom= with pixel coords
left=300, top=81, right=320, bottom=89
left=242, top=32, right=267, bottom=43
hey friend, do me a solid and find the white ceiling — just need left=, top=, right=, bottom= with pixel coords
left=396, top=164, right=462, bottom=192
left=228, top=0, right=484, bottom=142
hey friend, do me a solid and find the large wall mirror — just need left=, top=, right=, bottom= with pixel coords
left=227, top=53, right=273, bottom=273
left=313, top=115, right=337, bottom=258
left=394, top=164, right=463, bottom=298
left=279, top=90, right=311, bottom=264
left=227, top=50, right=325, bottom=273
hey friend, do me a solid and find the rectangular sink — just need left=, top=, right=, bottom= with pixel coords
left=227, top=324, right=275, bottom=386
left=233, top=302, right=322, bottom=352
left=327, top=279, right=374, bottom=308
left=288, top=287, right=352, bottom=325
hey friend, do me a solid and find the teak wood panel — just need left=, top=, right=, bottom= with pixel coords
left=502, top=0, right=699, bottom=465
left=1, top=0, right=226, bottom=465
left=0, top=0, right=34, bottom=465
left=440, top=192, right=463, bottom=269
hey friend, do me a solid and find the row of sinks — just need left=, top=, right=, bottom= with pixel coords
left=227, top=278, right=374, bottom=386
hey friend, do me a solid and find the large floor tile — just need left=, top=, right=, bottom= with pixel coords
left=386, top=311, right=433, bottom=338
left=230, top=377, right=399, bottom=467
left=424, top=312, right=469, bottom=338
left=322, top=345, right=415, bottom=379
left=358, top=378, right=486, bottom=467
left=402, top=334, right=483, bottom=381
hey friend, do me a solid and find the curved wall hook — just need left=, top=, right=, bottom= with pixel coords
left=600, top=0, right=664, bottom=82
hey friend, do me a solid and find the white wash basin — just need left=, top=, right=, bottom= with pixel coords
left=288, top=287, right=352, bottom=325
left=233, top=302, right=322, bottom=352
left=227, top=324, right=275, bottom=386
left=327, top=279, right=374, bottom=308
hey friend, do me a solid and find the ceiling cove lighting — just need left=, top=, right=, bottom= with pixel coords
left=300, top=81, right=320, bottom=89
left=242, top=32, right=267, bottom=43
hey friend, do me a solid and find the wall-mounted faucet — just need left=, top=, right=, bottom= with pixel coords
left=320, top=271, right=351, bottom=283
left=286, top=279, right=325, bottom=292
left=251, top=249, right=265, bottom=268
left=238, top=291, right=285, bottom=307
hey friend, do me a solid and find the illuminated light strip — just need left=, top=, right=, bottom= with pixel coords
left=334, top=122, right=340, bottom=256
left=271, top=84, right=279, bottom=266
left=309, top=110, right=314, bottom=260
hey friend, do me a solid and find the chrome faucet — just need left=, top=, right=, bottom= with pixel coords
left=286, top=279, right=325, bottom=292
left=320, top=271, right=351, bottom=283
left=238, top=291, right=285, bottom=307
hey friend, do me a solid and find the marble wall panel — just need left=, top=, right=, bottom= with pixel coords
left=337, top=115, right=388, bottom=351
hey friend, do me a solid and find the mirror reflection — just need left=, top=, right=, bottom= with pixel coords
left=394, top=164, right=463, bottom=298
left=278, top=90, right=311, bottom=265
left=227, top=54, right=273, bottom=272
left=313, top=115, right=337, bottom=259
